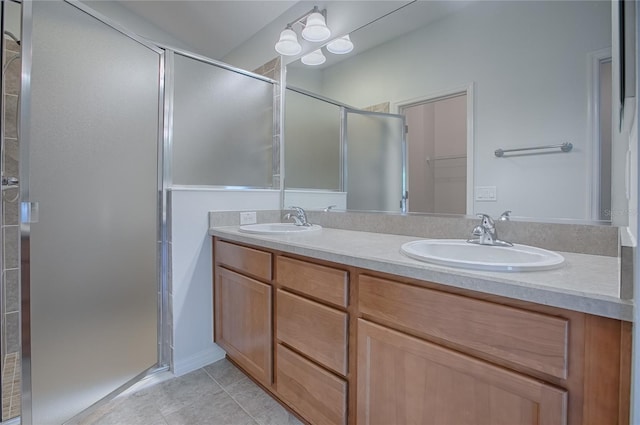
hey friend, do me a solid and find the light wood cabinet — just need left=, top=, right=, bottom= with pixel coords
left=359, top=275, right=569, bottom=379
left=212, top=237, right=630, bottom=425
left=213, top=241, right=273, bottom=386
left=277, top=256, right=349, bottom=307
left=277, top=344, right=347, bottom=425
left=276, top=289, right=348, bottom=376
left=357, top=319, right=567, bottom=425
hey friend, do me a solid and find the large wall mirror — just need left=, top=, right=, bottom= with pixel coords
left=283, top=0, right=615, bottom=223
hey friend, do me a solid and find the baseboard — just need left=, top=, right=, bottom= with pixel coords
left=172, top=344, right=226, bottom=377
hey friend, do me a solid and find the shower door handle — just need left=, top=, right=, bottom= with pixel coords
left=21, top=201, right=39, bottom=223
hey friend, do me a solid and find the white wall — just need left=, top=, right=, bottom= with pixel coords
left=80, top=1, right=192, bottom=50
left=170, top=188, right=280, bottom=376
left=307, top=1, right=610, bottom=220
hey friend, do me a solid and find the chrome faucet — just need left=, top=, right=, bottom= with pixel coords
left=284, top=206, right=311, bottom=226
left=468, top=213, right=513, bottom=247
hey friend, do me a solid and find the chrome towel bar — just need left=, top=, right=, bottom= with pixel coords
left=494, top=142, right=573, bottom=157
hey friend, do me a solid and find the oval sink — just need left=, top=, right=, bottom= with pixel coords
left=400, top=239, right=564, bottom=272
left=239, top=223, right=322, bottom=235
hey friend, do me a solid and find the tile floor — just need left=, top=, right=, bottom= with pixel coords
left=81, top=358, right=303, bottom=425
left=1, top=352, right=21, bottom=421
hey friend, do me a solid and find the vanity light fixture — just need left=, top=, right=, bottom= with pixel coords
left=301, top=10, right=331, bottom=42
left=275, top=24, right=302, bottom=56
left=274, top=6, right=331, bottom=56
left=326, top=34, right=354, bottom=54
left=301, top=49, right=326, bottom=66
left=274, top=6, right=355, bottom=65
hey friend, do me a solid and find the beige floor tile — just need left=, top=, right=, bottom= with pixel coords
left=140, top=368, right=224, bottom=417
left=226, top=376, right=281, bottom=418
left=203, top=358, right=247, bottom=388
left=164, top=390, right=256, bottom=425
left=81, top=396, right=168, bottom=425
left=252, top=403, right=304, bottom=425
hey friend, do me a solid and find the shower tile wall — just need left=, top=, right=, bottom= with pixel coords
left=3, top=36, right=20, bottom=359
left=1, top=34, right=21, bottom=421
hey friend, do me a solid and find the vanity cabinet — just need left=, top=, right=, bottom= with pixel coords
left=275, top=256, right=350, bottom=425
left=357, top=274, right=629, bottom=425
left=357, top=319, right=567, bottom=425
left=357, top=275, right=569, bottom=425
left=212, top=237, right=630, bottom=425
left=213, top=240, right=273, bottom=386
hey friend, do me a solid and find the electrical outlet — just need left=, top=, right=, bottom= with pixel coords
left=475, top=186, right=497, bottom=201
left=240, top=211, right=257, bottom=225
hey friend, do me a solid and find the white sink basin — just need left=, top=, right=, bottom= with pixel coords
left=400, top=239, right=564, bottom=272
left=239, top=223, right=322, bottom=235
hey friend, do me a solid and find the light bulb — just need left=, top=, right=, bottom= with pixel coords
left=275, top=27, right=302, bottom=56
left=301, top=12, right=331, bottom=42
left=301, top=49, right=326, bottom=66
left=326, top=34, right=354, bottom=54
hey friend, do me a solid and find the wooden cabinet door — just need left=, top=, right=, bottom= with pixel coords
left=357, top=319, right=567, bottom=425
left=214, top=266, right=272, bottom=385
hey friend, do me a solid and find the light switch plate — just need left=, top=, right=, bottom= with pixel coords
left=240, top=211, right=257, bottom=225
left=475, top=186, right=497, bottom=201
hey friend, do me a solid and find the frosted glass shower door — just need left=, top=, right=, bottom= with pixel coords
left=25, top=2, right=162, bottom=424
left=343, top=109, right=406, bottom=212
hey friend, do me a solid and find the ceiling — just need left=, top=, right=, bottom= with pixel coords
left=115, top=0, right=300, bottom=59
left=112, top=1, right=471, bottom=71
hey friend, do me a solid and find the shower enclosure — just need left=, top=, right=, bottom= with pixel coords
left=17, top=1, right=168, bottom=424
left=0, top=0, right=279, bottom=423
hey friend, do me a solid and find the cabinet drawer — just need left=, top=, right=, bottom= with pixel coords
left=215, top=239, right=272, bottom=281
left=277, top=344, right=347, bottom=425
left=359, top=275, right=569, bottom=379
left=277, top=256, right=349, bottom=307
left=277, top=289, right=348, bottom=376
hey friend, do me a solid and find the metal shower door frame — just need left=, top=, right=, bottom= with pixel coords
left=19, top=1, right=171, bottom=424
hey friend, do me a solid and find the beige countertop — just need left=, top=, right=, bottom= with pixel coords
left=209, top=226, right=632, bottom=321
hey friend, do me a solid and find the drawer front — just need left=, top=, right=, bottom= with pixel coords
left=359, top=275, right=569, bottom=379
left=277, top=256, right=349, bottom=307
left=277, top=344, right=347, bottom=425
left=215, top=239, right=272, bottom=281
left=277, top=289, right=348, bottom=376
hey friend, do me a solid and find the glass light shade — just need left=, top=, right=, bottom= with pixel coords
left=301, top=12, right=331, bottom=42
left=326, top=34, right=354, bottom=54
left=275, top=28, right=302, bottom=56
left=301, top=49, right=326, bottom=66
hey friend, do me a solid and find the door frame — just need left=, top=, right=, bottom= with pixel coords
left=587, top=47, right=613, bottom=221
left=393, top=83, right=475, bottom=215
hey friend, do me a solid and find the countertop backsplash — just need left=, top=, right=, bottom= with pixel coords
left=209, top=209, right=619, bottom=257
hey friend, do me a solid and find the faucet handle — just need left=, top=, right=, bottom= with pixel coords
left=286, top=206, right=310, bottom=226
left=476, top=213, right=494, bottom=228
left=499, top=210, right=512, bottom=221
left=471, top=225, right=484, bottom=237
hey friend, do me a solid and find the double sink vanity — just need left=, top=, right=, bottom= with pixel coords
left=209, top=210, right=631, bottom=425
